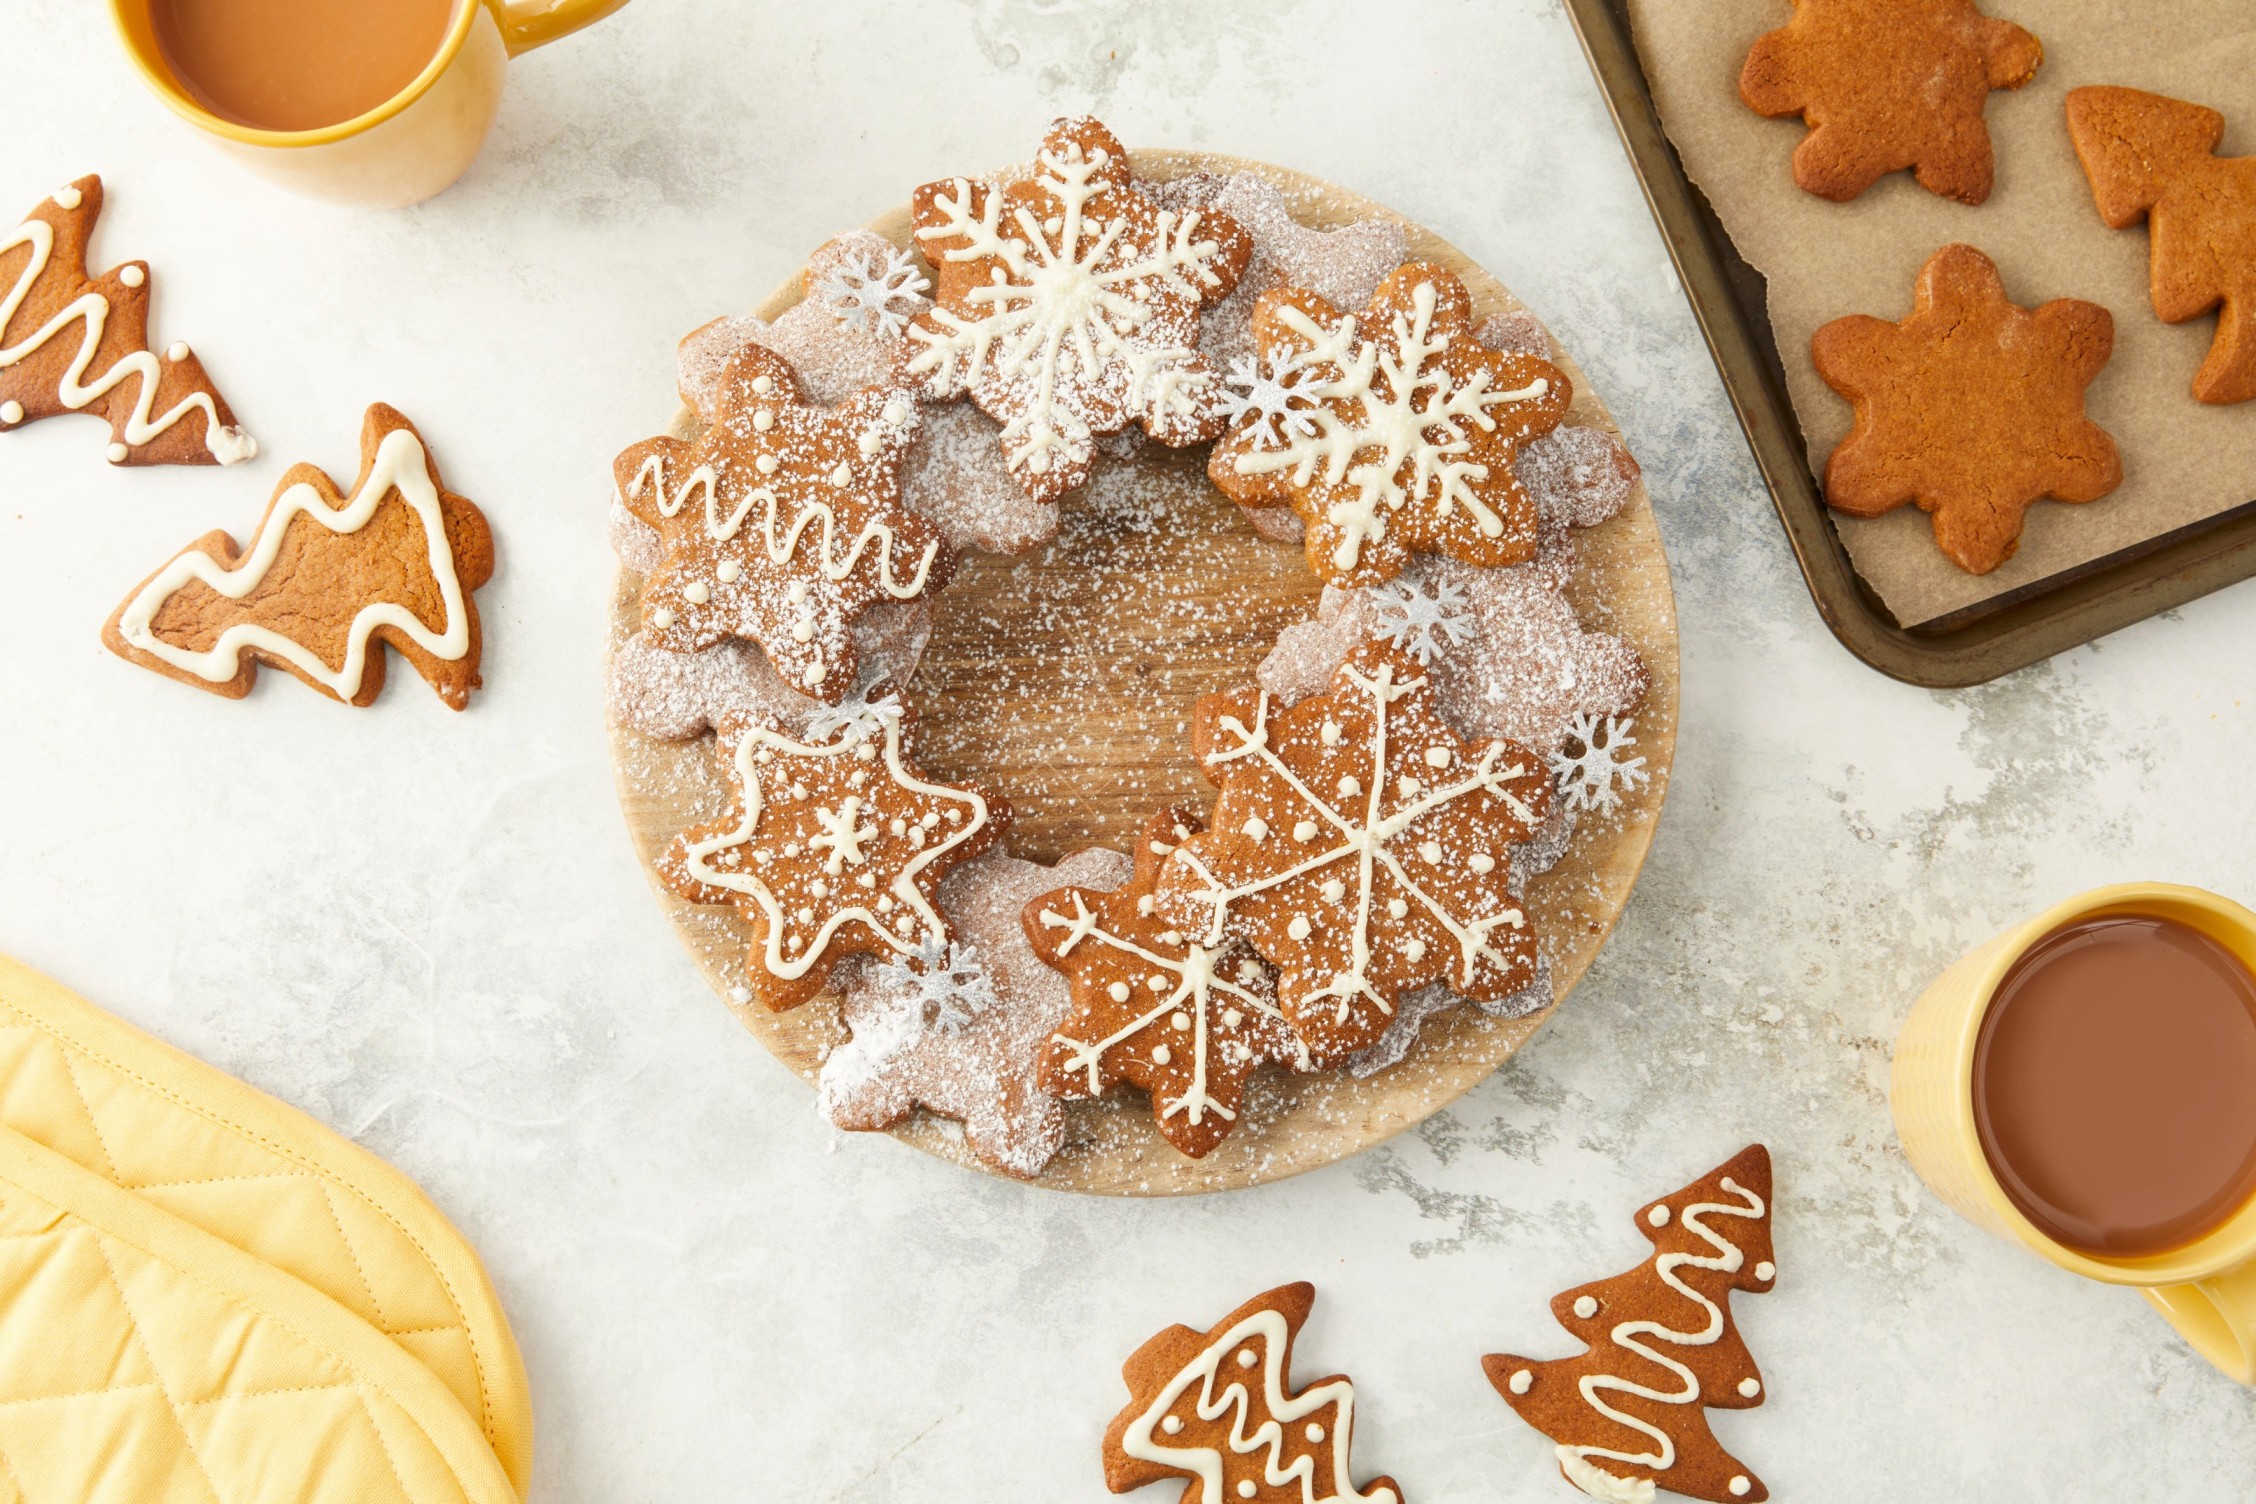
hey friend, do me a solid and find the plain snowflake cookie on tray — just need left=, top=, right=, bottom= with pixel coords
left=605, top=115, right=1676, bottom=1189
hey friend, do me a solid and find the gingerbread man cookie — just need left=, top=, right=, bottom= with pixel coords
left=2066, top=86, right=2256, bottom=405
left=1154, top=642, right=1554, bottom=1060
left=1812, top=243, right=2120, bottom=574
left=1026, top=809, right=1309, bottom=1159
left=1738, top=0, right=2042, bottom=205
left=658, top=706, right=1007, bottom=1011
left=105, top=404, right=491, bottom=708
left=906, top=115, right=1253, bottom=505
left=1, top=176, right=254, bottom=466
left=1209, top=263, right=1571, bottom=589
left=614, top=342, right=947, bottom=701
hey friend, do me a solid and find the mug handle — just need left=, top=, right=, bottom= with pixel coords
left=2143, top=1262, right=2256, bottom=1384
left=492, top=0, right=632, bottom=56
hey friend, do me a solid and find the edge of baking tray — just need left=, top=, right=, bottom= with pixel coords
left=1564, top=0, right=2256, bottom=689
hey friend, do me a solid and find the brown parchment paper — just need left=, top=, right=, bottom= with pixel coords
left=1627, top=1, right=2256, bottom=626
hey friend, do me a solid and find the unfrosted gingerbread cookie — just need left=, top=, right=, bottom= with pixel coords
left=0, top=176, right=255, bottom=467
left=1202, top=172, right=1410, bottom=374
left=105, top=404, right=490, bottom=708
left=608, top=600, right=930, bottom=742
left=2066, top=86, right=2256, bottom=406
left=906, top=116, right=1252, bottom=505
left=818, top=843, right=1131, bottom=1178
left=658, top=708, right=1007, bottom=1011
left=1210, top=263, right=1571, bottom=587
left=1739, top=0, right=2042, bottom=205
left=1154, top=642, right=1554, bottom=1060
left=1812, top=242, right=2120, bottom=574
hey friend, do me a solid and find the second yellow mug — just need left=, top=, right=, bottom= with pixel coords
left=109, top=0, right=629, bottom=208
left=1893, top=882, right=2256, bottom=1383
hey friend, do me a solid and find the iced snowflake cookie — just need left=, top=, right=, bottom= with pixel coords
left=819, top=843, right=1130, bottom=1178
left=613, top=342, right=946, bottom=701
left=673, top=231, right=1056, bottom=554
left=1026, top=809, right=1309, bottom=1159
left=1155, top=642, right=1554, bottom=1060
left=1, top=176, right=255, bottom=467
left=657, top=706, right=1008, bottom=1011
left=906, top=115, right=1253, bottom=505
left=1210, top=263, right=1572, bottom=588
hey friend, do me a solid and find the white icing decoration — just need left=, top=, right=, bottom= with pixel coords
left=906, top=134, right=1236, bottom=477
left=1553, top=713, right=1649, bottom=815
left=1649, top=1205, right=1671, bottom=1228
left=1728, top=1478, right=1749, bottom=1497
left=1228, top=280, right=1549, bottom=571
left=0, top=401, right=19, bottom=423
left=1754, top=1262, right=1774, bottom=1282
left=1559, top=1176, right=1768, bottom=1490
left=1366, top=577, right=1470, bottom=665
left=816, top=241, right=930, bottom=336
left=104, top=442, right=127, bottom=463
left=1736, top=1377, right=1759, bottom=1399
left=0, top=210, right=255, bottom=463
left=119, top=264, right=144, bottom=288
left=684, top=718, right=993, bottom=980
left=1556, top=1447, right=1656, bottom=1504
left=1508, top=1369, right=1532, bottom=1396
left=1171, top=660, right=1536, bottom=1026
left=115, top=425, right=468, bottom=694
left=1573, top=1296, right=1599, bottom=1319
left=52, top=186, right=80, bottom=210
left=1119, top=1306, right=1398, bottom=1504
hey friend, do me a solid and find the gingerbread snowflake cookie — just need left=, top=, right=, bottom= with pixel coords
left=1210, top=263, right=1572, bottom=588
left=106, top=404, right=491, bottom=708
left=658, top=707, right=1007, bottom=1011
left=906, top=115, right=1253, bottom=505
left=614, top=342, right=947, bottom=701
left=1155, top=642, right=1554, bottom=1060
left=819, top=843, right=1130, bottom=1178
left=1104, top=1282, right=1404, bottom=1504
left=673, top=231, right=1055, bottom=553
left=1026, top=809, right=1309, bottom=1159
left=2, top=176, right=254, bottom=467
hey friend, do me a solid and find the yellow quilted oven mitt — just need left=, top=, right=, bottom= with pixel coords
left=0, top=955, right=531, bottom=1502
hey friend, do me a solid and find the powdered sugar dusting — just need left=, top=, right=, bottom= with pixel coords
left=610, top=600, right=931, bottom=742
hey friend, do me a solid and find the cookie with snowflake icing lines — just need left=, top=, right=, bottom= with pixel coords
left=1211, top=263, right=1572, bottom=589
left=105, top=404, right=491, bottom=708
left=1260, top=556, right=1647, bottom=762
left=1154, top=641, right=1553, bottom=1060
left=657, top=707, right=1008, bottom=1011
left=1104, top=1281, right=1403, bottom=1504
left=1, top=177, right=254, bottom=466
left=819, top=843, right=1131, bottom=1178
left=668, top=232, right=1055, bottom=556
left=1025, top=808, right=1311, bottom=1159
left=608, top=600, right=930, bottom=743
left=614, top=341, right=947, bottom=703
left=904, top=115, right=1254, bottom=506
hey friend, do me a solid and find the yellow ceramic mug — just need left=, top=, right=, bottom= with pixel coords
left=1892, top=882, right=2256, bottom=1383
left=110, top=0, right=629, bottom=208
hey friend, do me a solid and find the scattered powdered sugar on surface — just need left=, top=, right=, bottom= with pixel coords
left=609, top=500, right=663, bottom=575
left=1200, top=172, right=1411, bottom=371
left=609, top=600, right=931, bottom=742
left=816, top=845, right=1133, bottom=1178
left=1517, top=424, right=1641, bottom=531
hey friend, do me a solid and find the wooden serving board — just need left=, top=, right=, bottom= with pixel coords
left=607, top=151, right=1679, bottom=1195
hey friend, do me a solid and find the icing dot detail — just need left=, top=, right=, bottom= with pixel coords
left=1508, top=1368, right=1532, bottom=1395
left=749, top=374, right=773, bottom=395
left=652, top=608, right=675, bottom=630
left=684, top=581, right=711, bottom=605
left=1293, top=820, right=1319, bottom=842
left=1287, top=916, right=1312, bottom=941
left=119, top=265, right=145, bottom=288
left=1162, top=1415, right=1183, bottom=1435
left=1573, top=1296, right=1598, bottom=1318
left=1151, top=1044, right=1171, bottom=1065
left=1737, top=1377, right=1760, bottom=1398
left=1729, top=1479, right=1750, bottom=1497
left=53, top=186, right=81, bottom=209
left=0, top=401, right=20, bottom=424
left=1236, top=1485, right=1256, bottom=1501
left=165, top=342, right=189, bottom=361
left=1649, top=1205, right=1671, bottom=1227
left=105, top=442, right=128, bottom=463
left=1755, top=1261, right=1775, bottom=1281
left=1235, top=1349, right=1256, bottom=1369
left=1304, top=1423, right=1324, bottom=1443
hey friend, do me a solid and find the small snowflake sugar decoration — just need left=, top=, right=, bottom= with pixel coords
left=1199, top=171, right=1412, bottom=371
left=1367, top=576, right=1471, bottom=664
left=1552, top=712, right=1649, bottom=815
left=657, top=709, right=1006, bottom=1011
left=1155, top=642, right=1555, bottom=1059
left=803, top=687, right=905, bottom=745
left=869, top=935, right=996, bottom=1032
left=817, top=242, right=930, bottom=336
left=1210, top=262, right=1573, bottom=588
left=906, top=115, right=1253, bottom=504
left=1218, top=347, right=1326, bottom=450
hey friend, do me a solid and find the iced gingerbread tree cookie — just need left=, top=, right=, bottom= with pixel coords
left=906, top=115, right=1252, bottom=505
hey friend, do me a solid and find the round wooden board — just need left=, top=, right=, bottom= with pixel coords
left=607, top=150, right=1678, bottom=1195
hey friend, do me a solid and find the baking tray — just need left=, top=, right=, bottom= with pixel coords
left=1564, top=0, right=2256, bottom=688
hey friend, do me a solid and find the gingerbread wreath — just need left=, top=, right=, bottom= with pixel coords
left=607, top=117, right=1661, bottom=1180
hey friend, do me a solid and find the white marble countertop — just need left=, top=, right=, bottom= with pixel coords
left=5, top=0, right=2254, bottom=1497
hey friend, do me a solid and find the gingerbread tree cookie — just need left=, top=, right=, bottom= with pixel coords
left=1738, top=0, right=2042, bottom=205
left=1026, top=808, right=1308, bottom=1159
left=1104, top=1282, right=1403, bottom=1504
left=2066, top=85, right=2256, bottom=405
left=1155, top=642, right=1553, bottom=1060
left=905, top=115, right=1252, bottom=505
left=658, top=705, right=1007, bottom=1011
left=613, top=342, right=947, bottom=702
left=105, top=404, right=491, bottom=708
left=1484, top=1146, right=1777, bottom=1504
left=1, top=176, right=254, bottom=466
left=1209, top=263, right=1571, bottom=589
left=819, top=844, right=1130, bottom=1178
left=1812, top=243, right=2120, bottom=575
